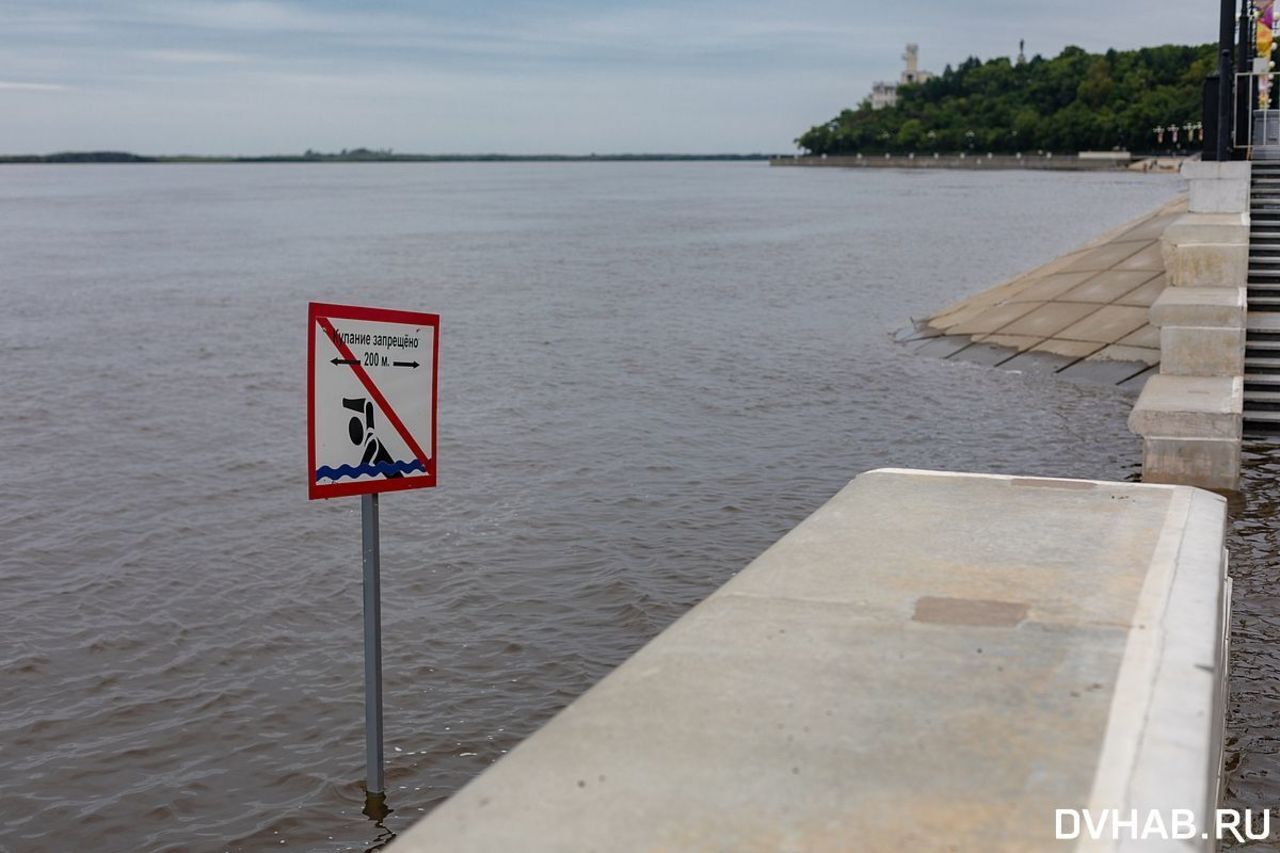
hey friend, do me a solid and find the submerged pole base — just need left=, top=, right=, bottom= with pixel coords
left=362, top=790, right=391, bottom=822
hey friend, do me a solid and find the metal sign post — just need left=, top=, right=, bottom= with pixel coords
left=362, top=493, right=384, bottom=796
left=307, top=302, right=439, bottom=804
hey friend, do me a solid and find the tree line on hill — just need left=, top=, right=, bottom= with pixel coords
left=796, top=43, right=1214, bottom=156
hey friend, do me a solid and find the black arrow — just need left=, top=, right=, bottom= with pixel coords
left=393, top=361, right=420, bottom=369
left=331, top=357, right=359, bottom=366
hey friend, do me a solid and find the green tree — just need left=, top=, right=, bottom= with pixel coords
left=795, top=42, right=1214, bottom=155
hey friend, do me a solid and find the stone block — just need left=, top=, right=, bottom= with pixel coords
left=1160, top=212, right=1249, bottom=247
left=1149, top=286, right=1246, bottom=328
left=1189, top=179, right=1250, bottom=214
left=1184, top=161, right=1252, bottom=214
left=1128, top=375, right=1242, bottom=441
left=1158, top=325, right=1246, bottom=376
left=1161, top=239, right=1248, bottom=289
left=1139, top=437, right=1241, bottom=492
left=1182, top=161, right=1252, bottom=181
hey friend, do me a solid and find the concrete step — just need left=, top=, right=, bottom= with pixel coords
left=1248, top=282, right=1280, bottom=290
left=1246, top=371, right=1280, bottom=383
left=1249, top=268, right=1280, bottom=277
left=1245, top=356, right=1280, bottom=371
left=1249, top=312, right=1280, bottom=330
left=1244, top=410, right=1280, bottom=423
left=1246, top=339, right=1280, bottom=352
left=1244, top=389, right=1280, bottom=403
left=1251, top=256, right=1280, bottom=264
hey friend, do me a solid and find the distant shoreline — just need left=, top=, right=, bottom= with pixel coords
left=0, top=151, right=777, bottom=164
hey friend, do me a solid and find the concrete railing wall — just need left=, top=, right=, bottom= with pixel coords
left=391, top=469, right=1230, bottom=852
left=1129, top=161, right=1248, bottom=491
left=769, top=154, right=1132, bottom=171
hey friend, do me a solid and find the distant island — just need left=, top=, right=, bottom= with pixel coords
left=796, top=43, right=1212, bottom=156
left=0, top=149, right=774, bottom=164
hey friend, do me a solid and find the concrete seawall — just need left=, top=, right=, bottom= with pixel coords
left=771, top=154, right=1141, bottom=172
left=392, top=468, right=1230, bottom=852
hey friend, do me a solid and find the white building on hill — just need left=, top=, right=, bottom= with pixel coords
left=869, top=44, right=934, bottom=110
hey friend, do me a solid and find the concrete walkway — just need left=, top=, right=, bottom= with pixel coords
left=391, top=468, right=1229, bottom=852
left=901, top=196, right=1187, bottom=389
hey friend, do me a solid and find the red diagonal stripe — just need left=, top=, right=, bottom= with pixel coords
left=316, top=315, right=430, bottom=468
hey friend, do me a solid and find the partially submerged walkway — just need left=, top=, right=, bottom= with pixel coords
left=900, top=196, right=1187, bottom=389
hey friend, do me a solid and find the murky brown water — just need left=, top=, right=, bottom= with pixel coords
left=0, top=163, right=1190, bottom=851
left=1223, top=441, right=1280, bottom=847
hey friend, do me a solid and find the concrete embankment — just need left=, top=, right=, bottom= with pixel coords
left=771, top=154, right=1170, bottom=172
left=392, top=468, right=1229, bottom=852
left=899, top=195, right=1188, bottom=388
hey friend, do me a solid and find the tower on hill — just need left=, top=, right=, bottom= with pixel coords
left=869, top=44, right=935, bottom=110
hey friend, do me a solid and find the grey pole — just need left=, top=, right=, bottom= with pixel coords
left=362, top=493, right=385, bottom=796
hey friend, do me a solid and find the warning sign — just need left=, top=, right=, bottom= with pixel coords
left=308, top=302, right=438, bottom=499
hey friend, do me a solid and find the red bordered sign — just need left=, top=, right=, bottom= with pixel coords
left=308, top=302, right=439, bottom=499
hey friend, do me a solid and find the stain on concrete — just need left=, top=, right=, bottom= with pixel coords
left=912, top=596, right=1030, bottom=627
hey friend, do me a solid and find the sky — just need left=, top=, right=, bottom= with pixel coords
left=1, top=0, right=1220, bottom=155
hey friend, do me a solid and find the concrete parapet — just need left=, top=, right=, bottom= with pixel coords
left=392, top=469, right=1230, bottom=852
left=1137, top=437, right=1243, bottom=490
left=1150, top=287, right=1246, bottom=377
left=1133, top=165, right=1249, bottom=489
left=1159, top=326, right=1246, bottom=377
left=1128, top=375, right=1242, bottom=439
left=1149, top=285, right=1247, bottom=328
left=1183, top=160, right=1251, bottom=213
left=1128, top=375, right=1243, bottom=490
left=1160, top=213, right=1249, bottom=289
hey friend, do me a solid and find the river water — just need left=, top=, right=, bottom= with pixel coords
left=0, top=163, right=1226, bottom=851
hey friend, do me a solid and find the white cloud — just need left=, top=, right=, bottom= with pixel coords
left=137, top=50, right=248, bottom=64
left=0, top=81, right=67, bottom=92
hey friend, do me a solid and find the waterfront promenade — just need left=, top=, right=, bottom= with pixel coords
left=770, top=154, right=1171, bottom=172
left=393, top=469, right=1229, bottom=852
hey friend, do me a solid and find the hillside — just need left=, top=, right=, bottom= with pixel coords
left=797, top=43, right=1214, bottom=155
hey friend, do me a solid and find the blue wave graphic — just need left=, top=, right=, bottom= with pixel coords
left=316, top=458, right=425, bottom=482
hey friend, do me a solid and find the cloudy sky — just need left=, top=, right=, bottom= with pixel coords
left=2, top=0, right=1218, bottom=155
